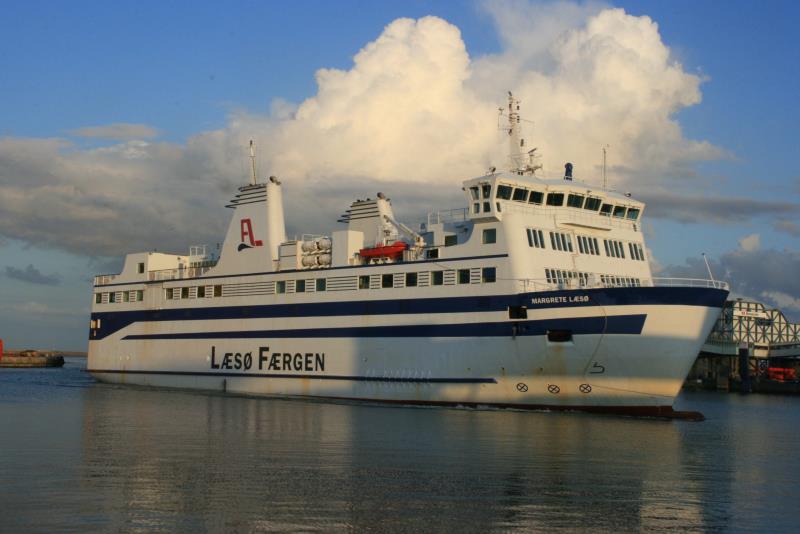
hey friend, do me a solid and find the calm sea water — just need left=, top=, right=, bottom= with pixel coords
left=1, top=358, right=798, bottom=533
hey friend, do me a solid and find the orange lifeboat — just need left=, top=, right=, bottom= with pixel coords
left=359, top=241, right=408, bottom=261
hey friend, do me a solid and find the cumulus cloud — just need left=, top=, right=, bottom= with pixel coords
left=761, top=291, right=800, bottom=313
left=5, top=264, right=61, bottom=285
left=738, top=233, right=760, bottom=252
left=0, top=5, right=752, bottom=258
left=69, top=123, right=159, bottom=140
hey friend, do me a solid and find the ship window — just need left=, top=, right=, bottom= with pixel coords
left=482, top=184, right=492, bottom=199
left=512, top=188, right=528, bottom=201
left=626, top=208, right=640, bottom=220
left=526, top=228, right=545, bottom=248
left=382, top=274, right=393, bottom=288
left=473, top=202, right=480, bottom=214
left=445, top=234, right=458, bottom=247
left=577, top=236, right=585, bottom=254
left=426, top=248, right=439, bottom=259
left=482, top=228, right=496, bottom=244
left=600, top=203, right=613, bottom=215
left=470, top=186, right=480, bottom=200
left=276, top=281, right=286, bottom=294
left=508, top=305, right=527, bottom=319
left=137, top=262, right=145, bottom=274
left=431, top=270, right=444, bottom=286
left=359, top=275, right=370, bottom=289
left=181, top=287, right=189, bottom=299
left=567, top=194, right=584, bottom=208
left=496, top=202, right=502, bottom=212
left=483, top=201, right=491, bottom=212
left=123, top=291, right=130, bottom=302
left=613, top=206, right=627, bottom=218
left=214, top=285, right=222, bottom=297
left=496, top=185, right=512, bottom=200
left=296, top=280, right=306, bottom=293
left=546, top=193, right=564, bottom=206
left=529, top=191, right=544, bottom=204
left=197, top=286, right=205, bottom=298
left=316, top=278, right=326, bottom=292
left=482, top=267, right=496, bottom=283
left=405, top=272, right=418, bottom=287
left=584, top=197, right=601, bottom=211
left=95, top=293, right=101, bottom=304
left=457, top=269, right=470, bottom=284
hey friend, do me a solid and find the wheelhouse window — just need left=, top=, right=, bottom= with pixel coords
left=584, top=197, right=601, bottom=211
left=481, top=184, right=492, bottom=199
left=512, top=188, right=528, bottom=201
left=445, top=234, right=457, bottom=247
left=496, top=184, right=512, bottom=200
left=626, top=208, right=640, bottom=220
left=613, top=205, right=627, bottom=218
left=431, top=270, right=444, bottom=286
left=405, top=272, right=418, bottom=287
left=529, top=191, right=544, bottom=204
left=483, top=202, right=491, bottom=212
left=600, top=203, right=613, bottom=216
left=359, top=275, right=370, bottom=289
left=316, top=278, right=326, bottom=292
left=482, top=267, right=496, bottom=283
left=457, top=269, right=470, bottom=284
left=567, top=194, right=584, bottom=208
left=546, top=193, right=564, bottom=206
left=296, top=280, right=306, bottom=293
left=482, top=228, right=496, bottom=244
left=473, top=202, right=480, bottom=214
left=381, top=274, right=393, bottom=288
left=137, top=262, right=145, bottom=274
left=469, top=186, right=480, bottom=200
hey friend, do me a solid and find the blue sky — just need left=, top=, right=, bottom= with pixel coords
left=1, top=0, right=799, bottom=350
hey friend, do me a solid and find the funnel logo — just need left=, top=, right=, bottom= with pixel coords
left=238, top=218, right=263, bottom=251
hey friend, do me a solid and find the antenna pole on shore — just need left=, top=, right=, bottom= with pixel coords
left=249, top=140, right=258, bottom=185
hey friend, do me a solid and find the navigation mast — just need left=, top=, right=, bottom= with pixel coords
left=501, top=92, right=542, bottom=176
left=249, top=139, right=258, bottom=185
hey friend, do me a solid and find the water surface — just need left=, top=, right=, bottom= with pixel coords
left=1, top=358, right=798, bottom=532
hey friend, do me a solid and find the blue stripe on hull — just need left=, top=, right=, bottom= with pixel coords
left=87, top=369, right=496, bottom=384
left=121, top=314, right=647, bottom=340
left=91, top=286, right=726, bottom=340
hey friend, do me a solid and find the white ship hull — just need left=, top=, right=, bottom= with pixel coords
left=88, top=286, right=727, bottom=416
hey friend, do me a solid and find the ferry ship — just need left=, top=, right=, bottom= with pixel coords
left=88, top=94, right=728, bottom=417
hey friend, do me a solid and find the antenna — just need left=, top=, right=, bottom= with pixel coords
left=248, top=140, right=257, bottom=185
left=702, top=252, right=715, bottom=282
left=499, top=91, right=541, bottom=175
left=602, top=144, right=609, bottom=189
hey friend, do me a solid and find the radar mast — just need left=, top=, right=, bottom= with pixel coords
left=500, top=91, right=542, bottom=176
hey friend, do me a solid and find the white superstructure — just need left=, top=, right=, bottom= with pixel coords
left=88, top=94, right=728, bottom=416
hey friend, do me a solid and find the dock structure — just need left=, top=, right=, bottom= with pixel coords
left=0, top=340, right=65, bottom=368
left=687, top=299, right=800, bottom=392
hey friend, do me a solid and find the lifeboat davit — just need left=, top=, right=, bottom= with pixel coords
left=359, top=241, right=408, bottom=261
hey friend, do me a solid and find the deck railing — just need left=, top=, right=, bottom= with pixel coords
left=516, top=277, right=729, bottom=293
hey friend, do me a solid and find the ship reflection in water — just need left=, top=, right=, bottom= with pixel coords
left=1, top=359, right=798, bottom=532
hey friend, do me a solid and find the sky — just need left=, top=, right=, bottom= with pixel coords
left=1, top=0, right=799, bottom=351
